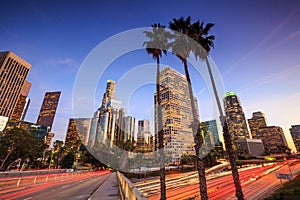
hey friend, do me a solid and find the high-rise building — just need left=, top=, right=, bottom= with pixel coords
left=203, top=120, right=222, bottom=148
left=65, top=118, right=92, bottom=150
left=21, top=98, right=30, bottom=121
left=155, top=67, right=197, bottom=163
left=136, top=119, right=153, bottom=152
left=236, top=138, right=265, bottom=156
left=248, top=111, right=267, bottom=138
left=0, top=51, right=31, bottom=118
left=290, top=125, right=300, bottom=152
left=257, top=126, right=288, bottom=154
left=224, top=92, right=250, bottom=146
left=11, top=80, right=32, bottom=120
left=0, top=116, right=8, bottom=132
left=46, top=132, right=55, bottom=149
left=36, top=91, right=61, bottom=130
left=124, top=116, right=135, bottom=143
left=100, top=80, right=116, bottom=109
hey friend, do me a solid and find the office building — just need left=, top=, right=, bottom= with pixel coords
left=203, top=120, right=222, bottom=148
left=136, top=119, right=153, bottom=152
left=236, top=138, right=265, bottom=156
left=46, top=132, right=55, bottom=149
left=100, top=80, right=116, bottom=110
left=248, top=111, right=267, bottom=138
left=124, top=116, right=135, bottom=143
left=4, top=120, right=50, bottom=147
left=290, top=125, right=300, bottom=152
left=0, top=51, right=31, bottom=118
left=36, top=91, right=61, bottom=130
left=155, top=66, right=197, bottom=163
left=224, top=92, right=250, bottom=146
left=0, top=116, right=8, bottom=132
left=257, top=126, right=288, bottom=154
left=65, top=118, right=92, bottom=151
left=11, top=80, right=32, bottom=120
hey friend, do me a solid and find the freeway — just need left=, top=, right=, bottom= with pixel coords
left=135, top=160, right=300, bottom=200
left=0, top=171, right=120, bottom=200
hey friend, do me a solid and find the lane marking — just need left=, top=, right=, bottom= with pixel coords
left=62, top=184, right=70, bottom=188
left=23, top=197, right=32, bottom=200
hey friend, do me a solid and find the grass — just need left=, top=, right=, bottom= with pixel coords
left=264, top=174, right=300, bottom=200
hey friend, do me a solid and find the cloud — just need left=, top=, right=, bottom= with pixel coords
left=59, top=57, right=76, bottom=66
left=236, top=64, right=300, bottom=93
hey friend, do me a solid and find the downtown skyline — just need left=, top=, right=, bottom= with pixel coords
left=1, top=0, right=300, bottom=151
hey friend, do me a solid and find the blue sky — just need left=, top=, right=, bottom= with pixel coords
left=1, top=0, right=300, bottom=151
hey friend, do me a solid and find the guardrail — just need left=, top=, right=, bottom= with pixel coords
left=117, top=171, right=147, bottom=200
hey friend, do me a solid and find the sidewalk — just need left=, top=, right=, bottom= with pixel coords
left=90, top=172, right=120, bottom=200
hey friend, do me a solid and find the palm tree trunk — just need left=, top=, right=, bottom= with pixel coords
left=205, top=56, right=223, bottom=117
left=223, top=121, right=245, bottom=200
left=183, top=60, right=208, bottom=200
left=205, top=56, right=244, bottom=200
left=157, top=57, right=166, bottom=200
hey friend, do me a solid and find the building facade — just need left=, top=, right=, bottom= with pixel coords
left=290, top=125, right=300, bottom=152
left=224, top=92, right=250, bottom=147
left=257, top=126, right=288, bottom=154
left=0, top=51, right=31, bottom=118
left=236, top=138, right=265, bottom=156
left=203, top=120, right=222, bottom=148
left=248, top=111, right=267, bottom=139
left=155, top=67, right=196, bottom=163
left=11, top=80, right=32, bottom=120
left=36, top=91, right=61, bottom=130
left=124, top=116, right=135, bottom=143
left=136, top=119, right=153, bottom=152
left=65, top=118, right=92, bottom=151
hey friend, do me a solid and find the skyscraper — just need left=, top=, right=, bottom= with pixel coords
left=124, top=116, right=135, bottom=143
left=65, top=118, right=92, bottom=150
left=36, top=91, right=61, bottom=131
left=155, top=66, right=197, bottom=163
left=137, top=119, right=153, bottom=152
left=290, top=125, right=300, bottom=152
left=256, top=126, right=288, bottom=154
left=11, top=80, right=32, bottom=120
left=248, top=111, right=267, bottom=138
left=0, top=51, right=31, bottom=118
left=224, top=92, right=250, bottom=146
left=203, top=120, right=222, bottom=148
left=100, top=80, right=116, bottom=110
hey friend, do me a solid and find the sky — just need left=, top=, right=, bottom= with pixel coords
left=1, top=0, right=300, bottom=151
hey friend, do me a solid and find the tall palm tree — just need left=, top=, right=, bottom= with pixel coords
left=143, top=23, right=172, bottom=200
left=169, top=16, right=208, bottom=200
left=190, top=20, right=245, bottom=200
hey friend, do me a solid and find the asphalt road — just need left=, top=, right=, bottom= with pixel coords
left=17, top=172, right=116, bottom=200
left=136, top=160, right=300, bottom=200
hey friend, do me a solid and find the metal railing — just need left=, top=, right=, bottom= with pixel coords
left=117, top=171, right=147, bottom=200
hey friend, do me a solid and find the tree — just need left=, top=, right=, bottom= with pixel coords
left=190, top=19, right=245, bottom=200
left=0, top=128, right=45, bottom=171
left=144, top=23, right=172, bottom=200
left=169, top=16, right=208, bottom=200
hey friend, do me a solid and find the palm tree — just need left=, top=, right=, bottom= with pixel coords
left=190, top=20, right=245, bottom=200
left=169, top=16, right=208, bottom=200
left=143, top=23, right=172, bottom=200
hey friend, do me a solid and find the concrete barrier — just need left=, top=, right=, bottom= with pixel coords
left=117, top=171, right=147, bottom=200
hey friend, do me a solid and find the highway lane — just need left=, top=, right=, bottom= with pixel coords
left=137, top=160, right=300, bottom=200
left=13, top=172, right=115, bottom=200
